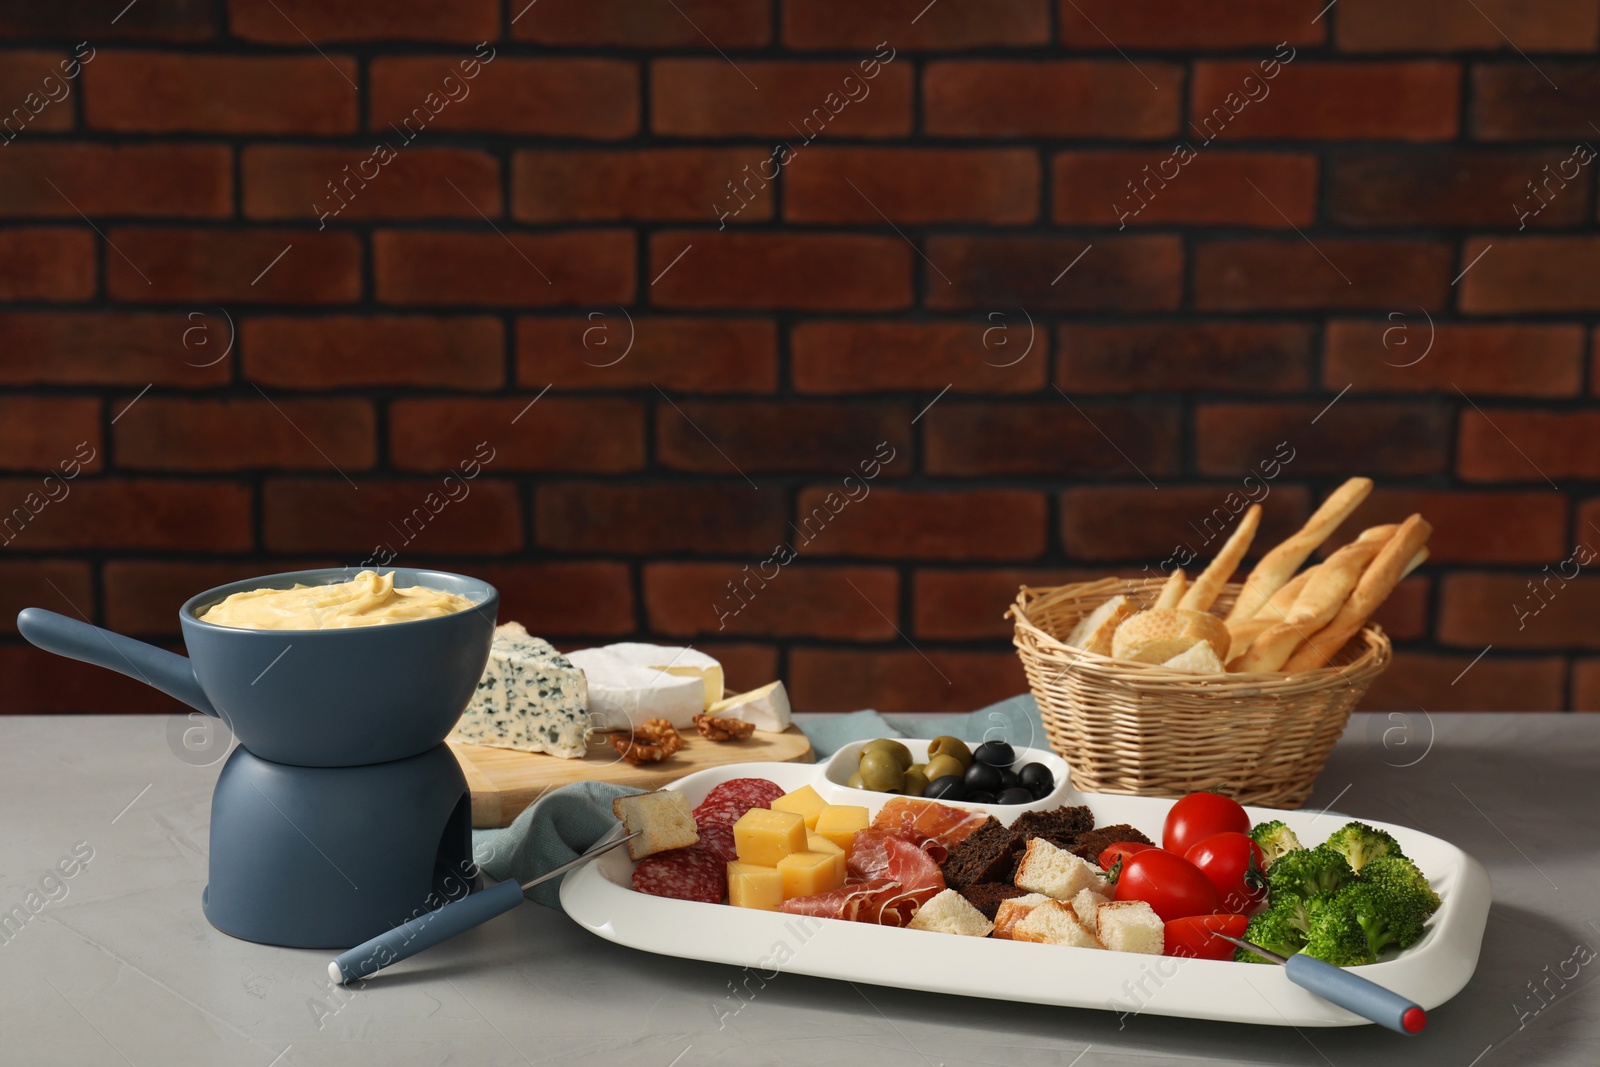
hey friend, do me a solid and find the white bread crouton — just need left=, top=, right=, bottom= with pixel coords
left=1013, top=838, right=1109, bottom=900
left=907, top=889, right=994, bottom=938
left=611, top=790, right=699, bottom=860
left=991, top=893, right=1052, bottom=940
left=1071, top=887, right=1111, bottom=936
left=1096, top=899, right=1164, bottom=954
left=1012, top=899, right=1103, bottom=948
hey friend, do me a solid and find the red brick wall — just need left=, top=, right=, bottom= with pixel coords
left=0, top=1, right=1596, bottom=714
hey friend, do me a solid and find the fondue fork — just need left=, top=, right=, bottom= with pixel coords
left=329, top=830, right=640, bottom=984
left=1209, top=932, right=1427, bottom=1034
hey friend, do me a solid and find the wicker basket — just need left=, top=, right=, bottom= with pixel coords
left=1010, top=576, right=1391, bottom=809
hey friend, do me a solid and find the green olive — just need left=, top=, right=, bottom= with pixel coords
left=928, top=736, right=973, bottom=768
left=925, top=753, right=966, bottom=782
left=858, top=749, right=906, bottom=792
left=901, top=766, right=929, bottom=797
left=848, top=770, right=865, bottom=790
left=861, top=738, right=913, bottom=771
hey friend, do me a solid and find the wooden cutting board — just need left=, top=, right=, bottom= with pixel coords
left=448, top=726, right=815, bottom=828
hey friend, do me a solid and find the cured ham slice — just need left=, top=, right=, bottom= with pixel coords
left=785, top=836, right=945, bottom=927
left=847, top=827, right=947, bottom=882
left=873, top=797, right=990, bottom=848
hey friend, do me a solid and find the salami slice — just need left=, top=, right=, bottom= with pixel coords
left=692, top=778, right=786, bottom=828
left=631, top=845, right=726, bottom=904
left=696, top=822, right=738, bottom=863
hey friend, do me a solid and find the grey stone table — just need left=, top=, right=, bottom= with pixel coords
left=2, top=712, right=1595, bottom=1067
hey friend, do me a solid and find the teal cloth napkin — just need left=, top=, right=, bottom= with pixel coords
left=469, top=693, right=1046, bottom=911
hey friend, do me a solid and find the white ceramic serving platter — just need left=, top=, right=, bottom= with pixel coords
left=562, top=740, right=1491, bottom=1028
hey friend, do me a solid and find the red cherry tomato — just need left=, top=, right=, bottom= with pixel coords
left=1112, top=848, right=1219, bottom=922
left=1163, top=791, right=1250, bottom=857
left=1184, top=832, right=1268, bottom=915
left=1097, top=841, right=1154, bottom=872
left=1163, top=913, right=1250, bottom=960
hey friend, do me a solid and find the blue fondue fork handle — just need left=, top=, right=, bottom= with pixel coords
left=330, top=878, right=525, bottom=985
left=1284, top=953, right=1427, bottom=1035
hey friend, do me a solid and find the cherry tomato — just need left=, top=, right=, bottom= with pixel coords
left=1184, top=832, right=1268, bottom=915
left=1162, top=791, right=1250, bottom=857
left=1163, top=913, right=1250, bottom=960
left=1112, top=848, right=1219, bottom=922
left=1097, top=841, right=1155, bottom=872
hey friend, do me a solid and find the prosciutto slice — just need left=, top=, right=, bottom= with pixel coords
left=873, top=797, right=990, bottom=848
left=784, top=836, right=945, bottom=927
left=846, top=827, right=947, bottom=882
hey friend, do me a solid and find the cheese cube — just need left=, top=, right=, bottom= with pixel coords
left=777, top=851, right=844, bottom=899
left=733, top=808, right=807, bottom=867
left=727, top=861, right=784, bottom=911
left=771, top=785, right=827, bottom=830
left=807, top=833, right=847, bottom=883
left=813, top=805, right=870, bottom=850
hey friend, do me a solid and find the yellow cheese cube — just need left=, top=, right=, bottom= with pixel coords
left=770, top=785, right=828, bottom=830
left=813, top=804, right=870, bottom=850
left=727, top=861, right=784, bottom=911
left=807, top=832, right=847, bottom=883
left=733, top=808, right=808, bottom=866
left=777, top=850, right=845, bottom=899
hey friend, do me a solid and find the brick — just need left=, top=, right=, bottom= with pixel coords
left=1059, top=323, right=1312, bottom=394
left=0, top=399, right=101, bottom=472
left=243, top=316, right=504, bottom=390
left=785, top=0, right=1048, bottom=49
left=1054, top=150, right=1316, bottom=228
left=1440, top=574, right=1600, bottom=649
left=792, top=320, right=1048, bottom=395
left=787, top=649, right=1026, bottom=714
left=0, top=313, right=231, bottom=388
left=103, top=560, right=339, bottom=635
left=0, top=145, right=231, bottom=218
left=471, top=563, right=636, bottom=638
left=786, top=148, right=1039, bottom=224
left=0, top=560, right=92, bottom=635
left=925, top=403, right=1180, bottom=478
left=1343, top=490, right=1567, bottom=564
left=263, top=478, right=521, bottom=554
left=657, top=402, right=910, bottom=476
left=648, top=232, right=911, bottom=311
left=243, top=147, right=500, bottom=222
left=1371, top=577, right=1430, bottom=643
left=0, top=479, right=252, bottom=551
left=106, top=228, right=361, bottom=304
left=371, top=57, right=638, bottom=139
left=1359, top=651, right=1564, bottom=713
left=793, top=488, right=1047, bottom=560
left=925, top=61, right=1182, bottom=138
left=926, top=235, right=1182, bottom=312
left=230, top=0, right=497, bottom=42
left=913, top=568, right=1114, bottom=640
left=1060, top=485, right=1311, bottom=563
left=86, top=52, right=356, bottom=134
left=0, top=644, right=177, bottom=714
left=1196, top=402, right=1450, bottom=477
left=1459, top=237, right=1600, bottom=313
left=1324, top=321, right=1584, bottom=397
left=536, top=484, right=788, bottom=555
left=0, top=5, right=210, bottom=39
left=114, top=398, right=376, bottom=472
left=1329, top=150, right=1589, bottom=230
left=514, top=0, right=770, bottom=47
left=1339, top=0, right=1599, bottom=53
left=390, top=398, right=646, bottom=473
left=0, top=228, right=94, bottom=301
left=1191, top=61, right=1459, bottom=142
left=1060, top=1, right=1324, bottom=48
left=513, top=148, right=772, bottom=224
left=1573, top=660, right=1600, bottom=711
left=694, top=644, right=780, bottom=693
left=1460, top=411, right=1600, bottom=481
left=374, top=230, right=634, bottom=307
left=518, top=317, right=776, bottom=393
left=1474, top=64, right=1600, bottom=140
left=0, top=51, right=80, bottom=135
left=653, top=58, right=912, bottom=138
left=1192, top=240, right=1453, bottom=311
left=643, top=562, right=899, bottom=639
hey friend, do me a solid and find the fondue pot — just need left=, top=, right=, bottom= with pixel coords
left=18, top=567, right=500, bottom=948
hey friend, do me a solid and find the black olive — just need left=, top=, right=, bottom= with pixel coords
left=965, top=791, right=997, bottom=805
left=996, top=787, right=1035, bottom=805
left=1018, top=762, right=1055, bottom=799
left=996, top=766, right=1021, bottom=791
left=964, top=760, right=1001, bottom=793
left=924, top=774, right=967, bottom=801
left=973, top=740, right=1015, bottom=767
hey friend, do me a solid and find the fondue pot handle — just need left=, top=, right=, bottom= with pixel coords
left=16, top=608, right=216, bottom=717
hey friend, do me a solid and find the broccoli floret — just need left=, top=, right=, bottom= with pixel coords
left=1301, top=898, right=1377, bottom=967
left=1249, top=820, right=1304, bottom=870
left=1236, top=900, right=1307, bottom=964
left=1324, top=821, right=1406, bottom=873
left=1266, top=843, right=1353, bottom=903
left=1352, top=855, right=1441, bottom=953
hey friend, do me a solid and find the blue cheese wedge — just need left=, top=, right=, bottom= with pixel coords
left=450, top=622, right=588, bottom=759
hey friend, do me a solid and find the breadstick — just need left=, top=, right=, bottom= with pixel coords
left=1153, top=569, right=1187, bottom=609
left=1224, top=617, right=1274, bottom=667
left=1235, top=537, right=1386, bottom=673
left=1282, top=514, right=1432, bottom=672
left=1225, top=477, right=1373, bottom=624
left=1256, top=569, right=1314, bottom=623
left=1181, top=504, right=1261, bottom=613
